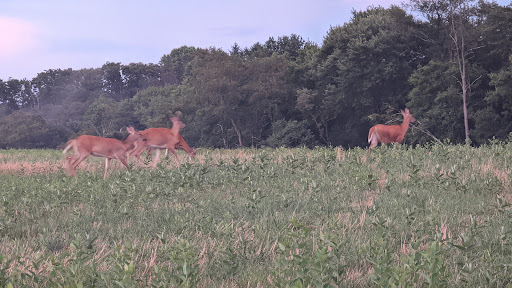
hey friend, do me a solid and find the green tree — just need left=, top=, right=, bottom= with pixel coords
left=0, top=78, right=35, bottom=111
left=0, top=79, right=21, bottom=111
left=65, top=68, right=104, bottom=103
left=184, top=48, right=247, bottom=148
left=160, top=46, right=200, bottom=84
left=408, top=61, right=462, bottom=143
left=448, top=0, right=480, bottom=143
left=182, top=48, right=298, bottom=148
left=474, top=56, right=512, bottom=142
left=25, top=69, right=103, bottom=135
left=288, top=41, right=320, bottom=90
left=0, top=111, right=68, bottom=148
left=240, top=34, right=307, bottom=60
left=83, top=96, right=125, bottom=137
left=473, top=1, right=512, bottom=73
left=265, top=119, right=317, bottom=148
left=310, top=6, right=422, bottom=146
left=101, top=62, right=124, bottom=100
left=31, top=68, right=73, bottom=108
left=122, top=62, right=163, bottom=98
left=243, top=42, right=272, bottom=59
left=241, top=55, right=297, bottom=146
left=407, top=60, right=486, bottom=144
left=409, top=0, right=501, bottom=144
left=129, top=85, right=182, bottom=128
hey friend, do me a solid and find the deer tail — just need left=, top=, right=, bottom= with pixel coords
left=63, top=140, right=75, bottom=154
left=368, top=129, right=374, bottom=144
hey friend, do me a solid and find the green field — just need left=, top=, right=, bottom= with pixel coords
left=0, top=143, right=511, bottom=287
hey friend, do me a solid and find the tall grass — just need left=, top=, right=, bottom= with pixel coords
left=0, top=142, right=510, bottom=287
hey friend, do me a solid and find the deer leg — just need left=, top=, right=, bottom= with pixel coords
left=369, top=137, right=379, bottom=151
left=64, top=153, right=88, bottom=177
left=68, top=154, right=80, bottom=167
left=151, top=149, right=161, bottom=168
left=118, top=155, right=130, bottom=170
left=64, top=155, right=78, bottom=176
left=66, top=154, right=79, bottom=163
left=71, top=154, right=89, bottom=170
left=168, top=147, right=180, bottom=165
left=104, top=158, right=111, bottom=180
left=129, top=143, right=146, bottom=162
left=146, top=148, right=153, bottom=160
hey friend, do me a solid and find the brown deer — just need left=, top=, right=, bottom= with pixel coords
left=368, top=108, right=415, bottom=150
left=63, top=127, right=145, bottom=179
left=129, top=117, right=195, bottom=167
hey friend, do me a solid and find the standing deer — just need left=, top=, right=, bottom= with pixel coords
left=368, top=108, right=415, bottom=150
left=129, top=117, right=195, bottom=167
left=63, top=127, right=145, bottom=179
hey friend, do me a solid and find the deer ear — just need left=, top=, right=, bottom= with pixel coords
left=404, top=108, right=410, bottom=114
left=171, top=116, right=179, bottom=122
left=127, top=126, right=135, bottom=133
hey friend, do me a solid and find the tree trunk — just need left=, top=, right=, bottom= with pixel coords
left=451, top=11, right=471, bottom=144
left=230, top=118, right=243, bottom=147
left=461, top=59, right=470, bottom=144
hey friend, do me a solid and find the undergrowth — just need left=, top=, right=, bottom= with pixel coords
left=0, top=142, right=511, bottom=286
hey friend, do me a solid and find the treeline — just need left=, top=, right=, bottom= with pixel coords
left=1, top=0, right=511, bottom=149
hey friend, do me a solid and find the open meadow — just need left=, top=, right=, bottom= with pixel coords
left=0, top=143, right=511, bottom=287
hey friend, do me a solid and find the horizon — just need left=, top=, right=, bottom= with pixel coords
left=1, top=0, right=511, bottom=80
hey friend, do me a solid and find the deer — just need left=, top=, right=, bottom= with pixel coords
left=128, top=117, right=196, bottom=168
left=139, top=134, right=196, bottom=162
left=63, top=127, right=145, bottom=179
left=368, top=108, right=415, bottom=151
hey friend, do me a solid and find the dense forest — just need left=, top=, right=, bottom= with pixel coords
left=1, top=0, right=511, bottom=149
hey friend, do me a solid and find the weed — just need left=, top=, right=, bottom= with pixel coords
left=0, top=145, right=510, bottom=286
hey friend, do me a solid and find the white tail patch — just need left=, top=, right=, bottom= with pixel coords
left=62, top=140, right=75, bottom=154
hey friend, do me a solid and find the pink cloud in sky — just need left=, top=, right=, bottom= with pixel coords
left=1, top=0, right=510, bottom=80
left=0, top=16, right=40, bottom=60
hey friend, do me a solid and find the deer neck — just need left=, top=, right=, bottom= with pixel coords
left=170, top=123, right=182, bottom=135
left=398, top=117, right=412, bottom=139
left=181, top=140, right=194, bottom=155
left=122, top=135, right=139, bottom=151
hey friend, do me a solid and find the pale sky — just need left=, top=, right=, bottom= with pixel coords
left=1, top=0, right=510, bottom=80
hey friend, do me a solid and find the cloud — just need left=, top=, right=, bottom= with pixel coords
left=0, top=16, right=40, bottom=60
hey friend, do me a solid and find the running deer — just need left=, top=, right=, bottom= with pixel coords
left=140, top=133, right=196, bottom=162
left=368, top=108, right=415, bottom=150
left=63, top=127, right=145, bottom=179
left=129, top=117, right=196, bottom=167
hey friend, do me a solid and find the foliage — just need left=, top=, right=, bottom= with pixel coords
left=82, top=96, right=128, bottom=137
left=265, top=119, right=317, bottom=148
left=272, top=219, right=344, bottom=287
left=308, top=5, right=423, bottom=146
left=407, top=61, right=466, bottom=144
left=367, top=217, right=448, bottom=287
left=1, top=1, right=512, bottom=148
left=0, top=111, right=69, bottom=149
left=129, top=85, right=182, bottom=129
left=0, top=144, right=511, bottom=286
left=474, top=55, right=512, bottom=142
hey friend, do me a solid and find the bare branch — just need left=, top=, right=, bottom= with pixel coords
left=411, top=121, right=444, bottom=145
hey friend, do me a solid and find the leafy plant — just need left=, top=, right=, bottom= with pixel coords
left=272, top=218, right=344, bottom=287
left=169, top=239, right=200, bottom=288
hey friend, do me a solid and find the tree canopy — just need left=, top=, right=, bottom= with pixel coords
left=1, top=0, right=511, bottom=149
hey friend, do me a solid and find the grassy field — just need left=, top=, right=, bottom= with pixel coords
left=0, top=143, right=511, bottom=287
